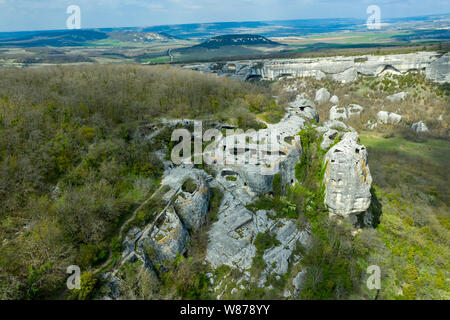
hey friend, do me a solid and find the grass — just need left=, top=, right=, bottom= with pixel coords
left=357, top=131, right=450, bottom=299
left=360, top=133, right=450, bottom=168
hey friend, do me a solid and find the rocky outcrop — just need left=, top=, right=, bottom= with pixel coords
left=377, top=111, right=403, bottom=124
left=315, top=88, right=331, bottom=105
left=320, top=129, right=339, bottom=151
left=288, top=95, right=319, bottom=122
left=329, top=104, right=363, bottom=121
left=330, top=95, right=340, bottom=105
left=323, top=132, right=372, bottom=218
left=262, top=220, right=309, bottom=276
left=183, top=51, right=447, bottom=84
left=100, top=88, right=375, bottom=299
left=330, top=106, right=348, bottom=121
left=204, top=107, right=307, bottom=193
left=425, top=52, right=450, bottom=83
left=387, top=92, right=408, bottom=102
left=174, top=175, right=210, bottom=231
left=138, top=206, right=190, bottom=265
left=411, top=121, right=429, bottom=133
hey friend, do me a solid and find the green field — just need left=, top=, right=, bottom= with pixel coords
left=360, top=133, right=450, bottom=168
left=358, top=132, right=449, bottom=299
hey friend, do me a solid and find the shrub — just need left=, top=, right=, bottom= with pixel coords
left=182, top=178, right=197, bottom=193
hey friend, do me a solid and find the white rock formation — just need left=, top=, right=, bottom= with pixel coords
left=138, top=206, right=190, bottom=265
left=330, top=106, right=348, bottom=121
left=320, top=129, right=339, bottom=150
left=288, top=95, right=319, bottom=122
left=329, top=104, right=363, bottom=121
left=330, top=95, right=340, bottom=105
left=183, top=51, right=447, bottom=84
left=347, top=104, right=364, bottom=117
left=411, top=121, right=429, bottom=133
left=174, top=174, right=210, bottom=231
left=315, top=88, right=331, bottom=105
left=377, top=111, right=403, bottom=124
left=386, top=92, right=408, bottom=102
left=323, top=132, right=372, bottom=218
left=426, top=52, right=450, bottom=83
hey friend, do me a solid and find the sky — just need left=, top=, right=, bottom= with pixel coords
left=0, top=0, right=449, bottom=32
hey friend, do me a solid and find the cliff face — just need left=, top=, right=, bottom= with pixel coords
left=183, top=51, right=448, bottom=83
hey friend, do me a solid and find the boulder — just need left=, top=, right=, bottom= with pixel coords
left=330, top=104, right=363, bottom=121
left=330, top=95, right=340, bottom=105
left=411, top=121, right=429, bottom=133
left=329, top=106, right=347, bottom=121
left=347, top=104, right=364, bottom=117
left=377, top=111, right=402, bottom=124
left=386, top=92, right=408, bottom=102
left=289, top=95, right=319, bottom=123
left=323, top=132, right=372, bottom=217
left=315, top=88, right=331, bottom=105
left=323, top=120, right=351, bottom=132
left=388, top=113, right=403, bottom=124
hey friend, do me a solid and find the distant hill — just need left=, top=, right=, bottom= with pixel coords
left=170, top=34, right=285, bottom=62
left=0, top=30, right=108, bottom=47
left=193, top=34, right=281, bottom=49
left=108, top=31, right=177, bottom=43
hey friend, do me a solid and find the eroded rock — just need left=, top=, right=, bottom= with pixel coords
left=377, top=111, right=403, bottom=124
left=411, top=121, right=429, bottom=133
left=323, top=132, right=372, bottom=218
left=387, top=92, right=408, bottom=102
left=315, top=88, right=331, bottom=105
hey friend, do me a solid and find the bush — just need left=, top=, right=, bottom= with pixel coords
left=182, top=178, right=198, bottom=193
left=70, top=272, right=97, bottom=300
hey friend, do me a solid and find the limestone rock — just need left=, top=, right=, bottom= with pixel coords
left=174, top=174, right=210, bottom=231
left=411, top=121, right=429, bottom=133
left=122, top=227, right=143, bottom=260
left=330, top=104, right=363, bottom=121
left=138, top=206, right=189, bottom=265
left=262, top=220, right=310, bottom=275
left=204, top=110, right=305, bottom=194
left=387, top=92, right=408, bottom=102
left=315, top=88, right=331, bottom=105
left=347, top=104, right=364, bottom=117
left=377, top=111, right=403, bottom=124
left=289, top=95, right=319, bottom=122
left=293, top=270, right=307, bottom=298
left=426, top=52, right=450, bottom=83
left=329, top=106, right=347, bottom=121
left=331, top=67, right=358, bottom=83
left=323, top=132, right=372, bottom=217
left=183, top=52, right=445, bottom=84
left=330, top=95, right=340, bottom=105
left=321, top=129, right=339, bottom=150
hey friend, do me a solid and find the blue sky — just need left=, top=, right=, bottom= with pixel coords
left=0, top=0, right=449, bottom=32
